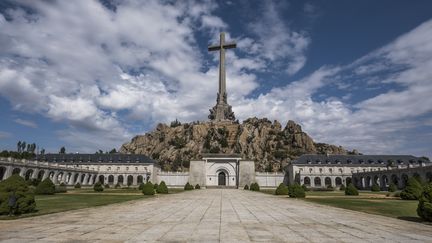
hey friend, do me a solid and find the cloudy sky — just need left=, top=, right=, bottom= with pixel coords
left=0, top=0, right=431, bottom=157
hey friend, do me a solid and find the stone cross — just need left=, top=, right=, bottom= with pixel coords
left=208, top=32, right=236, bottom=104
left=208, top=32, right=236, bottom=121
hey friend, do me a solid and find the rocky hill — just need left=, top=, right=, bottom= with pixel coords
left=120, top=118, right=356, bottom=172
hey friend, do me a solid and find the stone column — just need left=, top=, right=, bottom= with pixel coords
left=42, top=170, right=49, bottom=181
left=68, top=173, right=76, bottom=185
left=114, top=174, right=119, bottom=186
left=32, top=168, right=40, bottom=179
left=19, top=168, right=26, bottom=177
left=123, top=174, right=127, bottom=186
left=331, top=177, right=336, bottom=187
left=310, top=177, right=315, bottom=188
left=133, top=174, right=138, bottom=186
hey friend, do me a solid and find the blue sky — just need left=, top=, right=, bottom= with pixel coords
left=0, top=0, right=431, bottom=158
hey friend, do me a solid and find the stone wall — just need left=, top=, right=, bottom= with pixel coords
left=157, top=171, right=189, bottom=187
left=255, top=172, right=285, bottom=188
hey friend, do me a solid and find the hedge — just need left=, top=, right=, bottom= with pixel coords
left=35, top=178, right=56, bottom=195
left=345, top=183, right=359, bottom=196
left=250, top=182, right=260, bottom=191
left=195, top=184, right=201, bottom=189
left=138, top=183, right=145, bottom=190
left=275, top=183, right=288, bottom=195
left=0, top=174, right=36, bottom=215
left=157, top=181, right=169, bottom=194
left=142, top=182, right=155, bottom=195
left=288, top=183, right=305, bottom=198
left=243, top=184, right=249, bottom=190
left=400, top=177, right=423, bottom=200
left=94, top=182, right=104, bottom=192
left=388, top=183, right=397, bottom=192
left=417, top=183, right=432, bottom=222
left=184, top=182, right=194, bottom=190
left=371, top=183, right=380, bottom=192
left=55, top=183, right=67, bottom=193
left=74, top=183, right=81, bottom=189
left=339, top=184, right=346, bottom=191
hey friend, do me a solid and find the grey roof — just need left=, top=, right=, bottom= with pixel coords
left=292, top=154, right=428, bottom=165
left=36, top=153, right=156, bottom=164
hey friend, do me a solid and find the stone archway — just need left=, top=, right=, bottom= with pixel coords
left=218, top=171, right=226, bottom=186
left=0, top=166, right=6, bottom=180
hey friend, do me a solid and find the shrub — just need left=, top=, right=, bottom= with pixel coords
left=157, top=181, right=169, bottom=194
left=275, top=183, right=288, bottom=195
left=153, top=183, right=158, bottom=190
left=55, top=183, right=67, bottom=193
left=35, top=178, right=56, bottom=195
left=394, top=192, right=401, bottom=197
left=388, top=183, right=397, bottom=192
left=104, top=184, right=110, bottom=189
left=184, top=182, right=194, bottom=190
left=288, top=183, right=305, bottom=198
left=115, top=183, right=121, bottom=189
left=302, top=184, right=309, bottom=192
left=93, top=182, right=104, bottom=192
left=345, top=183, right=359, bottom=196
left=371, top=183, right=380, bottom=192
left=142, top=182, right=155, bottom=195
left=339, top=184, right=346, bottom=191
left=0, top=174, right=36, bottom=215
left=400, top=177, right=423, bottom=200
left=250, top=182, right=260, bottom=191
left=27, top=178, right=40, bottom=187
left=244, top=184, right=249, bottom=190
left=195, top=184, right=201, bottom=189
left=417, top=183, right=432, bottom=222
left=138, top=183, right=145, bottom=190
left=74, top=183, right=81, bottom=189
left=327, top=185, right=334, bottom=191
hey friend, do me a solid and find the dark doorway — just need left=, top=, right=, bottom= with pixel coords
left=218, top=172, right=226, bottom=186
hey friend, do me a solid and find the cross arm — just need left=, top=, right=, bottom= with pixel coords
left=208, top=45, right=221, bottom=51
left=223, top=42, right=236, bottom=49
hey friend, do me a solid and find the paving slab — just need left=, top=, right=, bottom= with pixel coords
left=0, top=189, right=431, bottom=242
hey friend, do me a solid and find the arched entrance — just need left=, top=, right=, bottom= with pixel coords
left=218, top=171, right=226, bottom=186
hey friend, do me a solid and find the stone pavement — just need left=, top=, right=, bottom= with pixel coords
left=0, top=189, right=432, bottom=242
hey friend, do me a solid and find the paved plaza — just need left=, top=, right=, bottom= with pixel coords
left=1, top=189, right=432, bottom=242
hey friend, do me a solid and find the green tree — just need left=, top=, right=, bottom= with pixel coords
left=184, top=182, right=194, bottom=190
left=288, top=183, right=306, bottom=198
left=157, top=181, right=169, bottom=194
left=275, top=183, right=289, bottom=195
left=35, top=178, right=56, bottom=195
left=142, top=182, right=155, bottom=195
left=388, top=183, right=397, bottom=192
left=17, top=141, right=21, bottom=153
left=417, top=183, right=432, bottom=222
left=371, top=183, right=380, bottom=192
left=0, top=174, right=36, bottom=215
left=59, top=146, right=66, bottom=154
left=345, top=183, right=359, bottom=196
left=40, top=149, right=45, bottom=155
left=109, top=148, right=117, bottom=154
left=400, top=177, right=423, bottom=200
left=93, top=182, right=104, bottom=192
left=250, top=182, right=260, bottom=191
left=195, top=184, right=201, bottom=189
left=243, top=184, right=249, bottom=190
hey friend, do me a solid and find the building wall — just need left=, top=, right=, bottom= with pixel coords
left=255, top=172, right=284, bottom=188
left=206, top=160, right=237, bottom=187
left=239, top=160, right=255, bottom=187
left=157, top=172, right=189, bottom=187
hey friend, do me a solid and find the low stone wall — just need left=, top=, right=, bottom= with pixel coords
left=255, top=172, right=285, bottom=188
left=157, top=171, right=189, bottom=187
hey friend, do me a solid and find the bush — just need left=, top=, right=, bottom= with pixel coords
left=371, top=183, right=380, bottom=192
left=138, top=183, right=145, bottom=190
left=244, top=184, right=249, bottom=190
left=417, top=183, right=432, bottom=222
left=327, top=185, right=334, bottom=191
left=35, top=178, right=56, bottom=195
left=195, top=184, right=201, bottom=189
left=115, top=183, right=121, bottom=189
left=339, top=184, right=346, bottom=191
left=184, top=182, right=194, bottom=190
left=400, top=177, right=423, bottom=200
left=157, top=181, right=169, bottom=194
left=288, top=183, right=305, bottom=198
left=74, top=183, right=81, bottom=189
left=93, top=182, right=104, bottom=192
left=0, top=174, right=36, bottom=215
left=388, top=183, right=397, bottom=192
left=153, top=183, right=158, bottom=190
left=302, top=184, right=309, bottom=192
left=394, top=192, right=401, bottom=197
left=250, top=182, right=260, bottom=191
left=142, top=182, right=155, bottom=195
left=104, top=184, right=110, bottom=189
left=55, top=183, right=67, bottom=193
left=345, top=183, right=359, bottom=196
left=27, top=178, right=40, bottom=187
left=275, top=183, right=288, bottom=195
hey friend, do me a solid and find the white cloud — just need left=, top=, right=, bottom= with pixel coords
left=0, top=131, right=12, bottom=139
left=14, top=118, right=38, bottom=128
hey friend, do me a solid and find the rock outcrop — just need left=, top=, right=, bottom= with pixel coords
left=120, top=118, right=355, bottom=172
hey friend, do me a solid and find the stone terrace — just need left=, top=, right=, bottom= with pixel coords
left=0, top=189, right=431, bottom=242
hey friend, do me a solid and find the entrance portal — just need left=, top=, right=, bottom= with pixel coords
left=218, top=172, right=226, bottom=186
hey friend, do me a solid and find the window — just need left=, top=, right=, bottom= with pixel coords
left=126, top=167, right=129, bottom=171
left=319, top=168, right=323, bottom=173
left=135, top=167, right=138, bottom=171
left=309, top=168, right=313, bottom=173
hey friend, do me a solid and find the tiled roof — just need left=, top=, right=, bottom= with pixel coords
left=36, top=153, right=156, bottom=164
left=292, top=154, right=428, bottom=165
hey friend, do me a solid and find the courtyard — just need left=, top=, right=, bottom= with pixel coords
left=1, top=189, right=432, bottom=242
